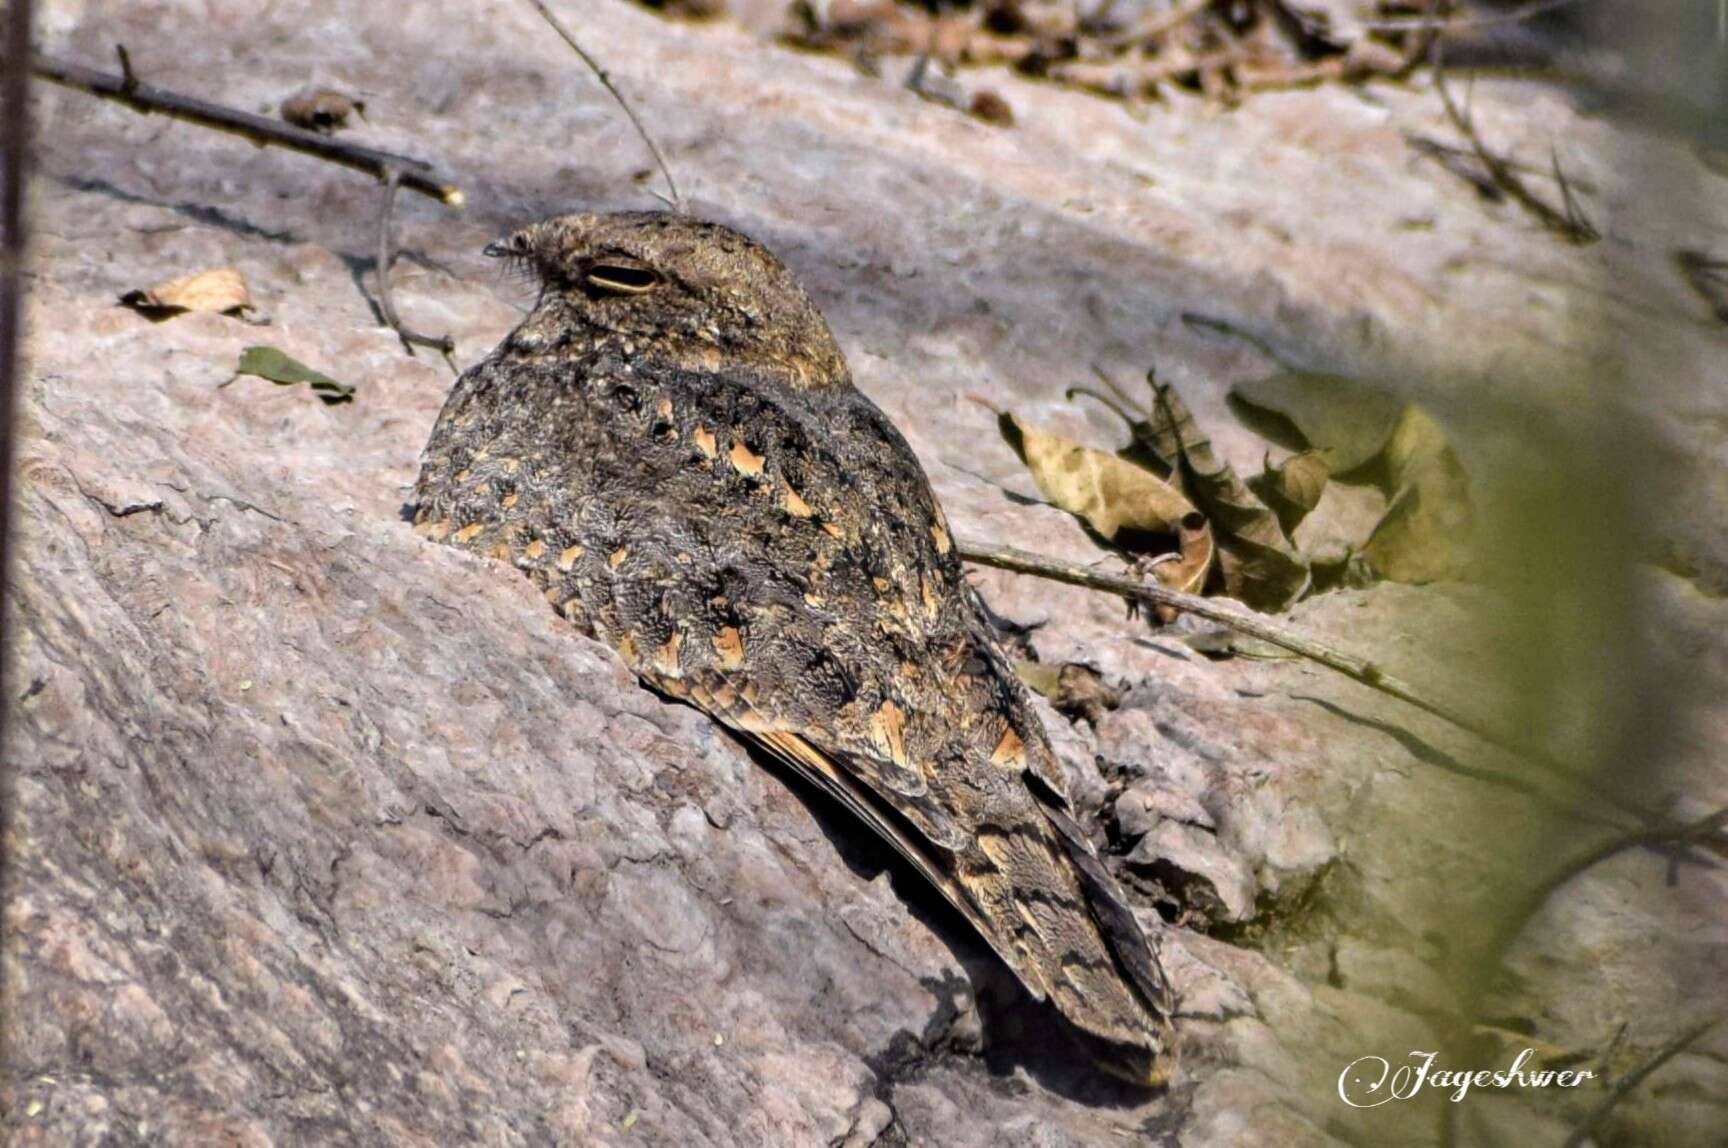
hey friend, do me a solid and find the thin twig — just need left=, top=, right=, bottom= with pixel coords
left=1429, top=38, right=1597, bottom=243
left=30, top=51, right=463, bottom=205
left=522, top=0, right=682, bottom=212
left=959, top=538, right=1519, bottom=744
left=1064, top=385, right=1142, bottom=430
left=955, top=538, right=1724, bottom=857
left=1484, top=808, right=1728, bottom=973
left=1595, top=1021, right=1629, bottom=1088
left=1355, top=0, right=1583, bottom=33
left=373, top=171, right=456, bottom=368
left=1406, top=132, right=1600, bottom=195
left=1561, top=1016, right=1723, bottom=1148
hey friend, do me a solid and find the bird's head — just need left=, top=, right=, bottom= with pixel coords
left=486, top=211, right=849, bottom=389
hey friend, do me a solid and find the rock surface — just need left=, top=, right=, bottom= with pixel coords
left=5, top=1, right=1727, bottom=1145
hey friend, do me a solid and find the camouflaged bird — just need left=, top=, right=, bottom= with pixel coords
left=412, top=211, right=1175, bottom=1082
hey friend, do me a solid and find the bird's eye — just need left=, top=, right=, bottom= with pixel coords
left=511, top=234, right=531, bottom=253
left=583, top=264, right=662, bottom=295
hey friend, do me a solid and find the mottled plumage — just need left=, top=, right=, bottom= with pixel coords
left=412, top=211, right=1175, bottom=1081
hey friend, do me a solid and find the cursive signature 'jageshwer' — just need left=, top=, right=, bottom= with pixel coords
left=1338, top=1048, right=1596, bottom=1107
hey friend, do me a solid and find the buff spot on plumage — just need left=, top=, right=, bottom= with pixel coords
left=714, top=626, right=745, bottom=668
left=728, top=440, right=766, bottom=477
left=654, top=631, right=683, bottom=677
left=869, top=699, right=910, bottom=767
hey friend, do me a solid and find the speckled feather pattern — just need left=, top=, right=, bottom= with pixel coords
left=412, top=211, right=1173, bottom=1078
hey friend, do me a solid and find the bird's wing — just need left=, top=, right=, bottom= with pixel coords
left=529, top=359, right=1172, bottom=1072
left=738, top=719, right=1003, bottom=953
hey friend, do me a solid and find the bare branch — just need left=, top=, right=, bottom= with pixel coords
left=1486, top=808, right=1728, bottom=973
left=955, top=537, right=1724, bottom=861
left=30, top=51, right=464, bottom=205
left=1562, top=1016, right=1724, bottom=1148
left=1429, top=38, right=1598, bottom=244
left=522, top=0, right=682, bottom=212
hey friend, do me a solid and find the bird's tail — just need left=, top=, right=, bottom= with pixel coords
left=954, top=789, right=1177, bottom=1084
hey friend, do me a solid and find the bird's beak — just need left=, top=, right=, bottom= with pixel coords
left=482, top=240, right=509, bottom=258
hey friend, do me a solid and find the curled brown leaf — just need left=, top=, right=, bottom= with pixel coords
left=1146, top=381, right=1310, bottom=611
left=998, top=411, right=1194, bottom=542
left=1149, top=511, right=1215, bottom=624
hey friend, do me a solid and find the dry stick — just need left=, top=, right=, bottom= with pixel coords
left=1429, top=38, right=1597, bottom=244
left=374, top=171, right=455, bottom=367
left=958, top=539, right=1501, bottom=728
left=1406, top=132, right=1600, bottom=194
left=955, top=538, right=1726, bottom=858
left=1561, top=1016, right=1723, bottom=1148
left=977, top=535, right=1728, bottom=1141
left=522, top=0, right=681, bottom=213
left=1483, top=808, right=1728, bottom=980
left=30, top=51, right=463, bottom=206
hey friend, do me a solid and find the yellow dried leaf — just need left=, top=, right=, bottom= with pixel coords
left=1381, top=405, right=1451, bottom=490
left=1358, top=405, right=1473, bottom=584
left=1000, top=412, right=1193, bottom=540
left=120, top=267, right=253, bottom=319
left=1251, top=449, right=1330, bottom=535
left=1014, top=660, right=1123, bottom=724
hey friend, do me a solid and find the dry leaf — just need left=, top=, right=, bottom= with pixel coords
left=1250, top=449, right=1330, bottom=535
left=1380, top=404, right=1451, bottom=490
left=1145, top=382, right=1310, bottom=611
left=1229, top=371, right=1405, bottom=477
left=120, top=267, right=254, bottom=320
left=1148, top=511, right=1215, bottom=624
left=999, top=411, right=1194, bottom=542
left=969, top=89, right=1015, bottom=126
left=281, top=87, right=365, bottom=134
left=1361, top=407, right=1472, bottom=583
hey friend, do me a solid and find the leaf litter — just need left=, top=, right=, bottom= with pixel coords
left=999, top=355, right=1475, bottom=619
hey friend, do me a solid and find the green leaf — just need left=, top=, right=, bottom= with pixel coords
left=234, top=345, right=354, bottom=404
